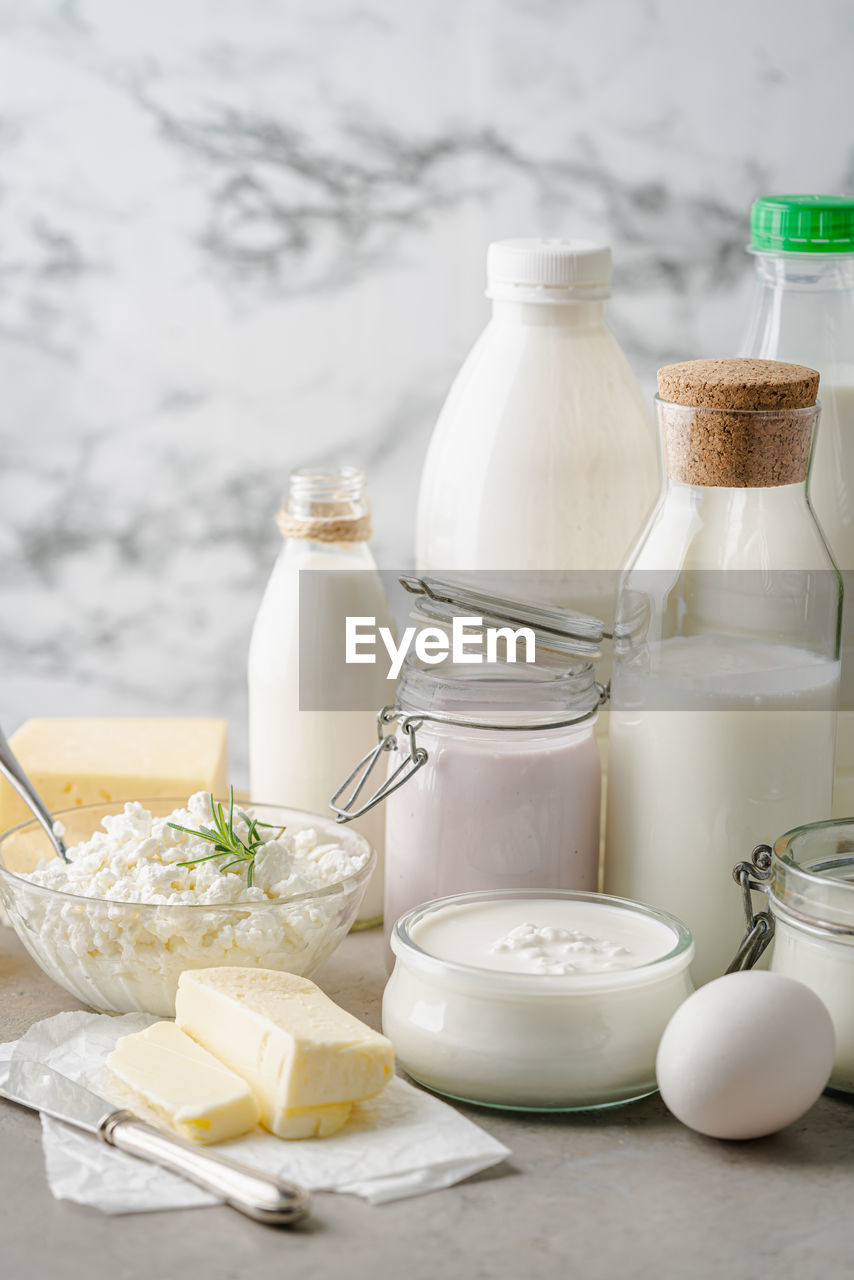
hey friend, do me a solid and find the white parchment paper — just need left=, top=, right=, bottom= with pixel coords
left=0, top=1012, right=510, bottom=1212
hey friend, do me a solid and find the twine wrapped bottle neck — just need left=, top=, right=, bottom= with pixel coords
left=277, top=465, right=372, bottom=541
left=275, top=508, right=372, bottom=543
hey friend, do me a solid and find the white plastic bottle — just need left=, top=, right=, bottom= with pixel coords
left=416, top=238, right=660, bottom=580
left=415, top=238, right=661, bottom=848
left=248, top=466, right=394, bottom=926
left=740, top=195, right=854, bottom=814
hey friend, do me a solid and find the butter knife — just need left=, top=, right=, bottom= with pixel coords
left=0, top=1058, right=310, bottom=1226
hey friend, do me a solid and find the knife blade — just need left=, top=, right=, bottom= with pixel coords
left=4, top=1057, right=116, bottom=1133
left=0, top=1057, right=310, bottom=1226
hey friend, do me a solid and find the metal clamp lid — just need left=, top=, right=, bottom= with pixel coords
left=399, top=575, right=609, bottom=661
left=330, top=707, right=428, bottom=822
left=727, top=845, right=775, bottom=972
left=331, top=574, right=611, bottom=825
left=330, top=680, right=607, bottom=824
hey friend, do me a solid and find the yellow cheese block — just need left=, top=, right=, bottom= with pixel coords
left=107, top=1020, right=260, bottom=1144
left=0, top=718, right=228, bottom=832
left=175, top=968, right=395, bottom=1140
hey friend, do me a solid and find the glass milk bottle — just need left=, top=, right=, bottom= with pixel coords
left=740, top=195, right=854, bottom=814
left=248, top=466, right=394, bottom=926
left=605, top=358, right=841, bottom=987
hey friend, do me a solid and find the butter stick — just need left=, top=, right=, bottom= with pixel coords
left=107, top=1021, right=260, bottom=1144
left=175, top=968, right=395, bottom=1140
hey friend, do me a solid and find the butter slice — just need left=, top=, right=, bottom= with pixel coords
left=107, top=1021, right=260, bottom=1144
left=268, top=1102, right=354, bottom=1139
left=0, top=718, right=228, bottom=832
left=175, top=968, right=395, bottom=1140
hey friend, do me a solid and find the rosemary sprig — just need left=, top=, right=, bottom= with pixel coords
left=168, top=787, right=284, bottom=888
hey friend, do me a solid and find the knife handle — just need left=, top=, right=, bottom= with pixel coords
left=101, top=1111, right=310, bottom=1226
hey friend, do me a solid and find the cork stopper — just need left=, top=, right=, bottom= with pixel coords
left=657, top=357, right=820, bottom=487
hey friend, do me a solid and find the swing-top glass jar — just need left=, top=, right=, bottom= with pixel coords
left=332, top=576, right=605, bottom=944
left=734, top=819, right=854, bottom=1093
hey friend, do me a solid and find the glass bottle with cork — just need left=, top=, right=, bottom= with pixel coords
left=604, top=358, right=842, bottom=986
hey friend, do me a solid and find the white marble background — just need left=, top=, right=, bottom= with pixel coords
left=1, top=0, right=852, bottom=780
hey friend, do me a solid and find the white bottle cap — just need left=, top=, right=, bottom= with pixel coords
left=486, top=238, right=612, bottom=303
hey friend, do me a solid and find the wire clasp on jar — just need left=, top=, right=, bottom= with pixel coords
left=726, top=844, right=775, bottom=973
left=330, top=707, right=428, bottom=823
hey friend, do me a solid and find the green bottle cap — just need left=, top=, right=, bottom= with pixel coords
left=751, top=194, right=854, bottom=254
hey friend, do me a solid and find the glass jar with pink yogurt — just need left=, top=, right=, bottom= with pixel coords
left=332, top=576, right=605, bottom=952
left=379, top=656, right=602, bottom=944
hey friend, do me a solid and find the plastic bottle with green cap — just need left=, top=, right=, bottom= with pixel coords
left=741, top=194, right=854, bottom=816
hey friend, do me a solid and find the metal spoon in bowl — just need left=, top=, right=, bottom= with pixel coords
left=0, top=725, right=68, bottom=862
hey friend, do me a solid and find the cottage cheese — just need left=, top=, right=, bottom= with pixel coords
left=6, top=794, right=370, bottom=1016
left=490, top=923, right=634, bottom=975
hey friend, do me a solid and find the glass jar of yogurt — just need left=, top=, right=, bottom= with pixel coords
left=383, top=889, right=694, bottom=1110
left=732, top=821, right=854, bottom=1093
left=332, top=577, right=606, bottom=945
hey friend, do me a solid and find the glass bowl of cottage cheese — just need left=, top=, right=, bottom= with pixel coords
left=0, top=793, right=375, bottom=1017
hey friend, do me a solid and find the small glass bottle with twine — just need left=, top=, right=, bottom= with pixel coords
left=248, top=465, right=395, bottom=928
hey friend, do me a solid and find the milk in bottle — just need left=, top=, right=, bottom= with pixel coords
left=248, top=466, right=394, bottom=926
left=605, top=359, right=841, bottom=986
left=416, top=239, right=661, bottom=821
left=416, top=238, right=659, bottom=583
left=741, top=195, right=854, bottom=813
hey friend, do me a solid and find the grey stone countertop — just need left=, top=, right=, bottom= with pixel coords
left=2, top=923, right=854, bottom=1280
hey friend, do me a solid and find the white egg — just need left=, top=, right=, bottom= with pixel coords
left=656, top=970, right=834, bottom=1140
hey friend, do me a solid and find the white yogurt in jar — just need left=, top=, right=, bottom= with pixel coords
left=412, top=898, right=674, bottom=974
left=760, top=839, right=854, bottom=1094
left=383, top=890, right=694, bottom=1110
left=771, top=919, right=854, bottom=1092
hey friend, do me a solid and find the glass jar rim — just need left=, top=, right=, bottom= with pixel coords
left=395, top=654, right=602, bottom=729
left=654, top=394, right=819, bottom=418
left=391, top=889, right=694, bottom=993
left=771, top=818, right=854, bottom=935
